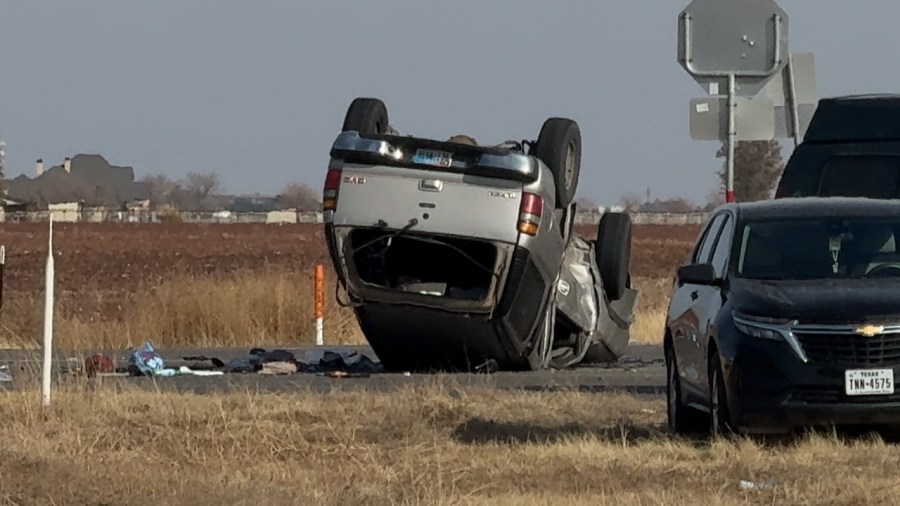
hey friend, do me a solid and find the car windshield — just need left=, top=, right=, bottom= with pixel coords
left=736, top=216, right=900, bottom=280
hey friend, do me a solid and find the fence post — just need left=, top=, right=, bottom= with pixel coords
left=315, top=264, right=324, bottom=346
left=42, top=216, right=55, bottom=407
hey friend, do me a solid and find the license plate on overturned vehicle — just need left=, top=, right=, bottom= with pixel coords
left=413, top=149, right=452, bottom=168
left=845, top=369, right=894, bottom=396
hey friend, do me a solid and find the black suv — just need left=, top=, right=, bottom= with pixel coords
left=666, top=197, right=900, bottom=436
left=776, top=94, right=900, bottom=199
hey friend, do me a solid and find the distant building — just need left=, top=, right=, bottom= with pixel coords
left=223, top=193, right=281, bottom=213
left=7, top=154, right=149, bottom=209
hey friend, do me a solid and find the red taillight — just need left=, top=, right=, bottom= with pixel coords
left=323, top=169, right=341, bottom=211
left=517, top=192, right=543, bottom=236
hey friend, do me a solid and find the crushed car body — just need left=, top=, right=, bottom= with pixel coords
left=323, top=97, right=639, bottom=372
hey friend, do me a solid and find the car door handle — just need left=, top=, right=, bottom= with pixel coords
left=690, top=291, right=698, bottom=301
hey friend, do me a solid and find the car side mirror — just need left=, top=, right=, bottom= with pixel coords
left=677, top=263, right=722, bottom=287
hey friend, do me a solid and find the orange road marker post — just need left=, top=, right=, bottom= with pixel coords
left=315, top=264, right=324, bottom=346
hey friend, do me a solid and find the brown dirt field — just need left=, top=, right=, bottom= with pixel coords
left=0, top=223, right=699, bottom=349
left=0, top=222, right=330, bottom=294
left=2, top=384, right=899, bottom=505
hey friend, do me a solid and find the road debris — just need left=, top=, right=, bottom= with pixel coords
left=84, top=354, right=114, bottom=378
left=182, top=355, right=226, bottom=368
left=0, top=365, right=11, bottom=382
left=739, top=479, right=776, bottom=491
left=175, top=366, right=223, bottom=377
left=319, top=370, right=372, bottom=379
left=259, top=361, right=298, bottom=375
left=151, top=366, right=225, bottom=377
left=474, top=359, right=499, bottom=374
left=124, top=344, right=384, bottom=378
left=315, top=350, right=381, bottom=374
left=129, top=341, right=165, bottom=376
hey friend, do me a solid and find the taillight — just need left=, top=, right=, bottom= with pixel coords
left=517, top=192, right=543, bottom=236
left=323, top=169, right=341, bottom=211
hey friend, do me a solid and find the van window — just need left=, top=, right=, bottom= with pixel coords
left=817, top=155, right=900, bottom=199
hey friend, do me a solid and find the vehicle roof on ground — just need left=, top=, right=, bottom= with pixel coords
left=713, top=197, right=900, bottom=221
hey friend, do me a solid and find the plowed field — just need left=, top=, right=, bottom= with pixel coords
left=0, top=223, right=697, bottom=297
left=0, top=222, right=699, bottom=348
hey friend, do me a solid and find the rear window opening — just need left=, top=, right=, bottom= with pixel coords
left=349, top=229, right=498, bottom=300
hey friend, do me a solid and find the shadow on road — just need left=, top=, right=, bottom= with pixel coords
left=515, top=385, right=666, bottom=395
left=452, top=417, right=666, bottom=446
left=452, top=417, right=900, bottom=448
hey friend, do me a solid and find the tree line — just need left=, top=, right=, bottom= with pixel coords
left=0, top=140, right=784, bottom=212
left=615, top=140, right=785, bottom=212
left=137, top=173, right=322, bottom=212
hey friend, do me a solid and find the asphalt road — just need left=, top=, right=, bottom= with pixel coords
left=0, top=344, right=665, bottom=396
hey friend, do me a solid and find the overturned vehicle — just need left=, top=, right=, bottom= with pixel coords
left=323, top=97, right=639, bottom=371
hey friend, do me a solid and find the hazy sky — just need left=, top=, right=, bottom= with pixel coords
left=2, top=1, right=899, bottom=205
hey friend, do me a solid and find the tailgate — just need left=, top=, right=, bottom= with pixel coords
left=332, top=164, right=524, bottom=244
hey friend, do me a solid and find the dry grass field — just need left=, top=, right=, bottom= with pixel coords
left=4, top=222, right=900, bottom=505
left=2, top=383, right=900, bottom=505
left=0, top=222, right=699, bottom=349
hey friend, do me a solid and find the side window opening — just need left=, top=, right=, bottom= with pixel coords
left=709, top=214, right=734, bottom=278
left=693, top=214, right=726, bottom=265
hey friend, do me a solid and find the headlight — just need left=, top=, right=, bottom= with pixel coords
left=732, top=312, right=793, bottom=341
left=731, top=312, right=809, bottom=363
left=734, top=320, right=783, bottom=340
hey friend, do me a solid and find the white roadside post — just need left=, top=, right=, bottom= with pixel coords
left=315, top=264, right=324, bottom=346
left=42, top=215, right=55, bottom=407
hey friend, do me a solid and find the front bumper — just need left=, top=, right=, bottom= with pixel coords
left=725, top=334, right=900, bottom=431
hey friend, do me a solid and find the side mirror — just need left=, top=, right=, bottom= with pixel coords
left=677, top=263, right=722, bottom=286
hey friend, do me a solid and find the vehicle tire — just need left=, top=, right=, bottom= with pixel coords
left=709, top=351, right=735, bottom=438
left=342, top=97, right=390, bottom=135
left=534, top=118, right=581, bottom=208
left=596, top=212, right=631, bottom=301
left=666, top=343, right=708, bottom=435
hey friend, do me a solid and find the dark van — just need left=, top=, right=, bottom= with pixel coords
left=775, top=94, right=900, bottom=199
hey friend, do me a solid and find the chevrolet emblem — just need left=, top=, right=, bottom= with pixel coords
left=855, top=324, right=885, bottom=337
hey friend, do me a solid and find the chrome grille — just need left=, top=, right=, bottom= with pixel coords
left=792, top=323, right=900, bottom=366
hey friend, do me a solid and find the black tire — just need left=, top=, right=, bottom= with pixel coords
left=342, top=97, right=390, bottom=135
left=596, top=212, right=631, bottom=301
left=666, top=344, right=708, bottom=435
left=709, top=351, right=735, bottom=438
left=534, top=118, right=581, bottom=208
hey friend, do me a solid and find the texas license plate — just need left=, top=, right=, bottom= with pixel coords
left=412, top=149, right=452, bottom=168
left=845, top=368, right=894, bottom=396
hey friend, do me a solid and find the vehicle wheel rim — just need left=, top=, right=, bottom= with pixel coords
left=667, top=353, right=678, bottom=430
left=564, top=141, right=576, bottom=190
